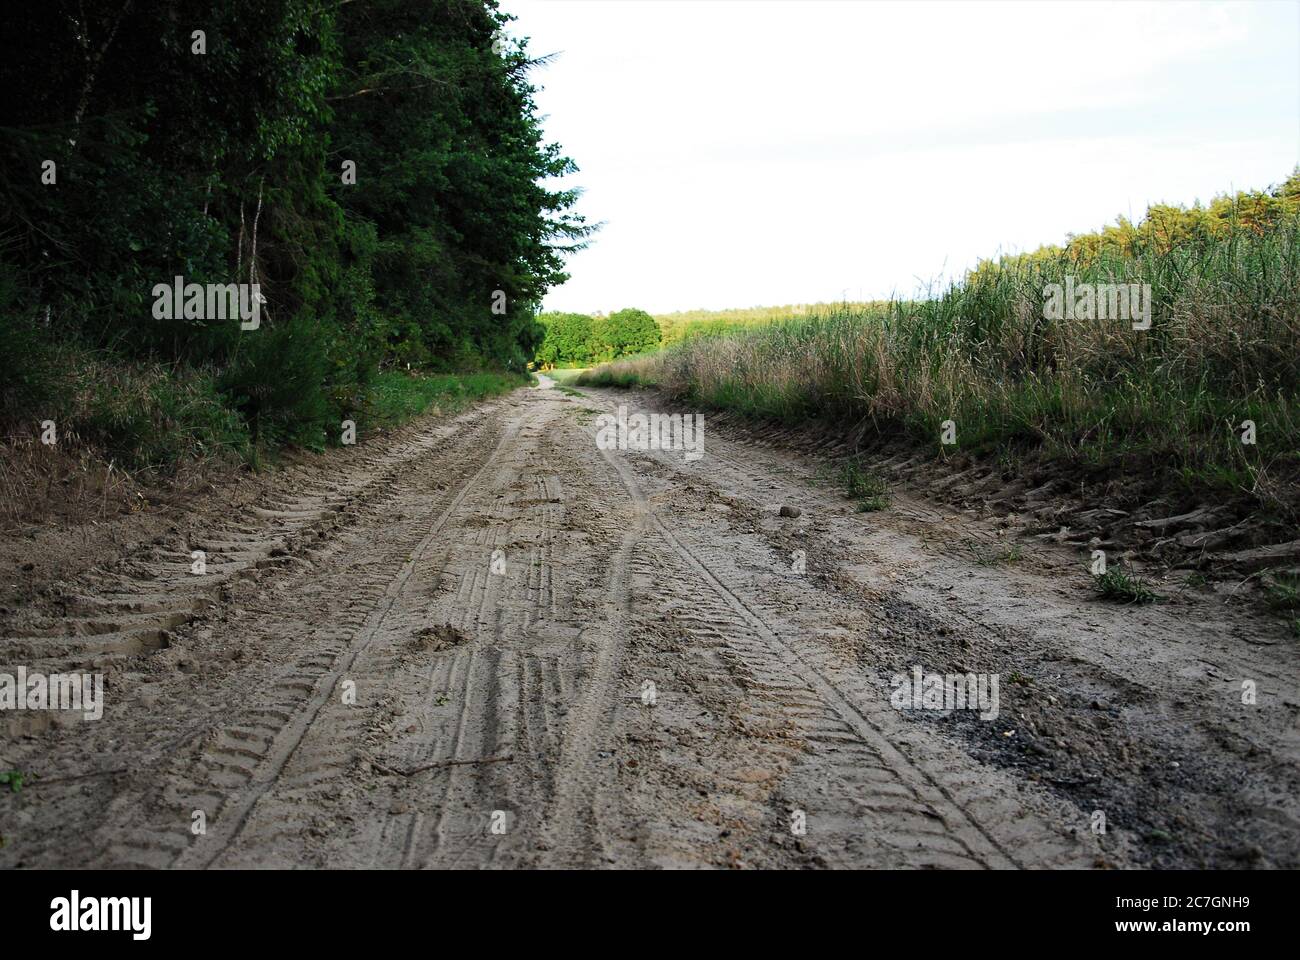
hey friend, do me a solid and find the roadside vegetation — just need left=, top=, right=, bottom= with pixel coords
left=655, top=301, right=890, bottom=346
left=835, top=460, right=890, bottom=512
left=362, top=371, right=530, bottom=431
left=1094, top=568, right=1161, bottom=604
left=1, top=1, right=586, bottom=481
left=546, top=367, right=589, bottom=385
left=534, top=308, right=660, bottom=368
left=577, top=172, right=1300, bottom=519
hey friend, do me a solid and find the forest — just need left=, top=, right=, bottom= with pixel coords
left=533, top=307, right=660, bottom=367
left=0, top=0, right=588, bottom=468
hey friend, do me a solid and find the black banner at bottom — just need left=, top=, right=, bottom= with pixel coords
left=0, top=868, right=1284, bottom=946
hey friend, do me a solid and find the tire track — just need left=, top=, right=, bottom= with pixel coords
left=93, top=409, right=528, bottom=868
left=584, top=410, right=1021, bottom=869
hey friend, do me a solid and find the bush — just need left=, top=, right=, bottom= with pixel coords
left=592, top=308, right=660, bottom=360
left=219, top=319, right=332, bottom=450
left=78, top=363, right=250, bottom=469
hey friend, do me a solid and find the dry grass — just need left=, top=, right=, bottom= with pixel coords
left=580, top=218, right=1300, bottom=514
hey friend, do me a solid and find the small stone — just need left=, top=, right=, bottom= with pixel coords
left=779, top=505, right=802, bottom=518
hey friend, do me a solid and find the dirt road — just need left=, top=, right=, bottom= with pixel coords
left=2, top=378, right=1297, bottom=868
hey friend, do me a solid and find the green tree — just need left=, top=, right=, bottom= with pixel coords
left=592, top=308, right=660, bottom=359
left=329, top=0, right=592, bottom=372
left=0, top=1, right=591, bottom=462
left=536, top=311, right=596, bottom=366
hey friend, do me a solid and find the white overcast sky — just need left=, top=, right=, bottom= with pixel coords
left=499, top=0, right=1300, bottom=314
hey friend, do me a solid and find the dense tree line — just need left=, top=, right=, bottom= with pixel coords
left=971, top=171, right=1300, bottom=279
left=654, top=301, right=894, bottom=345
left=534, top=308, right=660, bottom=367
left=0, top=0, right=588, bottom=457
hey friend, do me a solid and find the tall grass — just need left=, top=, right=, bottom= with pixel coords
left=580, top=218, right=1300, bottom=511
left=0, top=327, right=528, bottom=479
left=364, top=370, right=530, bottom=429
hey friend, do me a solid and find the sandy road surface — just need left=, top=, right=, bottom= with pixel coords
left=2, top=378, right=1297, bottom=868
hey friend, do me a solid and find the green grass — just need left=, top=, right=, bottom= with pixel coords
left=835, top=461, right=890, bottom=511
left=579, top=214, right=1300, bottom=519
left=27, top=364, right=522, bottom=475
left=574, top=355, right=658, bottom=389
left=1, top=293, right=528, bottom=479
left=364, top=370, right=528, bottom=431
left=1094, top=568, right=1160, bottom=604
left=545, top=367, right=589, bottom=385
left=1265, top=572, right=1300, bottom=610
left=574, top=368, right=647, bottom=388
left=5, top=342, right=253, bottom=472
